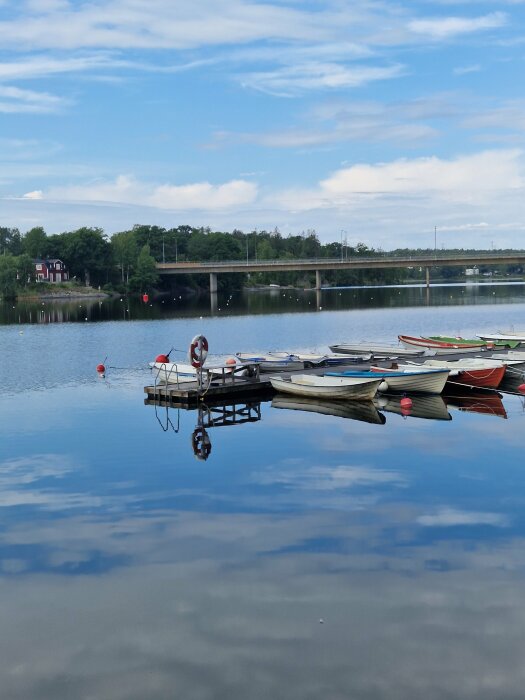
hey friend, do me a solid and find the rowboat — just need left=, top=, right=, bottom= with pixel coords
left=427, top=335, right=494, bottom=348
left=271, top=396, right=386, bottom=424
left=149, top=361, right=200, bottom=384
left=329, top=342, right=426, bottom=358
left=490, top=350, right=525, bottom=363
left=374, top=394, right=451, bottom=421
left=477, top=331, right=525, bottom=346
left=267, top=351, right=366, bottom=367
left=269, top=374, right=382, bottom=400
left=326, top=367, right=449, bottom=394
left=236, top=352, right=304, bottom=372
left=149, top=361, right=237, bottom=384
left=412, top=358, right=506, bottom=389
left=398, top=334, right=489, bottom=353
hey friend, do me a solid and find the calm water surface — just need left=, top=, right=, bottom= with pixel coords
left=1, top=285, right=525, bottom=699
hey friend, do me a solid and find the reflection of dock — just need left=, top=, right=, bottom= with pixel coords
left=145, top=398, right=264, bottom=461
left=145, top=397, right=264, bottom=427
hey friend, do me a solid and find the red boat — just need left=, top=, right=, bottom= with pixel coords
left=398, top=334, right=491, bottom=353
left=417, top=362, right=506, bottom=388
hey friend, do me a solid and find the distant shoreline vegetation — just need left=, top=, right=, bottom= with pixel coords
left=1, top=224, right=523, bottom=300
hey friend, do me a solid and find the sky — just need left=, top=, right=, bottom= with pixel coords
left=1, top=0, right=525, bottom=249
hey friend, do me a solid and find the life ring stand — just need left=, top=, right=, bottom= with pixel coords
left=189, top=335, right=209, bottom=369
left=191, top=426, right=212, bottom=460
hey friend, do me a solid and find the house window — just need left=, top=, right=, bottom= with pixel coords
left=36, top=264, right=42, bottom=270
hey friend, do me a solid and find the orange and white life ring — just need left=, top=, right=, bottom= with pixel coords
left=189, top=335, right=209, bottom=368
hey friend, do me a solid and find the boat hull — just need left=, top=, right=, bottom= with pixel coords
left=269, top=375, right=382, bottom=400
left=236, top=353, right=304, bottom=372
left=329, top=343, right=424, bottom=358
left=328, top=368, right=449, bottom=394
left=398, top=334, right=486, bottom=353
left=420, top=361, right=506, bottom=388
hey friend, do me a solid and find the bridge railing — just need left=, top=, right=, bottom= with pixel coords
left=157, top=250, right=525, bottom=268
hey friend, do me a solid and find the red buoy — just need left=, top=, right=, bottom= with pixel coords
left=155, top=354, right=169, bottom=364
left=400, top=396, right=413, bottom=409
left=518, top=383, right=525, bottom=394
left=142, top=293, right=149, bottom=303
left=96, top=363, right=106, bottom=373
left=225, top=357, right=237, bottom=366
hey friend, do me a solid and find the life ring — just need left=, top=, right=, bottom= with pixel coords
left=189, top=335, right=209, bottom=368
left=191, top=427, right=212, bottom=460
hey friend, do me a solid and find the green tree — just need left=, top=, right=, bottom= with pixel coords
left=16, top=254, right=35, bottom=286
left=130, top=245, right=159, bottom=292
left=0, top=256, right=17, bottom=298
left=111, top=230, right=138, bottom=284
left=0, top=227, right=22, bottom=255
left=23, top=226, right=47, bottom=258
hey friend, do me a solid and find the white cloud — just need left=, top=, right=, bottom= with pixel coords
left=0, top=85, right=65, bottom=113
left=253, top=464, right=406, bottom=491
left=409, top=12, right=506, bottom=39
left=44, top=174, right=258, bottom=210
left=241, top=62, right=405, bottom=97
left=417, top=508, right=508, bottom=527
left=319, top=149, right=523, bottom=197
left=454, top=64, right=481, bottom=75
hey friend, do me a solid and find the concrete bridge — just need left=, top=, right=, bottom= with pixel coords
left=157, top=250, right=525, bottom=293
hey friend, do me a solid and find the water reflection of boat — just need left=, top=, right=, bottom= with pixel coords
left=444, top=392, right=507, bottom=419
left=374, top=394, right=452, bottom=421
left=271, top=396, right=386, bottom=424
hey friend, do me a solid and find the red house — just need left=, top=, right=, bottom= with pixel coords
left=34, top=259, right=69, bottom=283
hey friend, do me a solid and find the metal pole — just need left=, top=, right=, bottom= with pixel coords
left=246, top=238, right=249, bottom=264
left=175, top=240, right=178, bottom=263
left=434, top=226, right=437, bottom=253
left=162, top=236, right=165, bottom=263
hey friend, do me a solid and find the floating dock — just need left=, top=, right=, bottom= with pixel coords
left=144, top=362, right=274, bottom=406
left=144, top=349, right=524, bottom=406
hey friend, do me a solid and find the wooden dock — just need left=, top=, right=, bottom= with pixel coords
left=144, top=362, right=275, bottom=406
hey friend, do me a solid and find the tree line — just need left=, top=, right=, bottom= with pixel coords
left=0, top=224, right=523, bottom=299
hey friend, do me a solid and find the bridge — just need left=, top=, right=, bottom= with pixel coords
left=157, top=250, right=525, bottom=292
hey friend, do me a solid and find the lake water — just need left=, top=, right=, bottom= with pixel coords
left=1, top=284, right=525, bottom=699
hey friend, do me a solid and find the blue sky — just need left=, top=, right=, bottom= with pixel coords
left=1, top=0, right=525, bottom=248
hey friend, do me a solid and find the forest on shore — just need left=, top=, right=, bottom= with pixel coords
left=1, top=224, right=523, bottom=299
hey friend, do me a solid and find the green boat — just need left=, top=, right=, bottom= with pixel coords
left=427, top=335, right=520, bottom=349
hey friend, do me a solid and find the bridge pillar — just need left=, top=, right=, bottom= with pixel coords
left=210, top=272, right=218, bottom=294
left=210, top=291, right=218, bottom=314
left=425, top=267, right=430, bottom=288
left=315, top=269, right=322, bottom=290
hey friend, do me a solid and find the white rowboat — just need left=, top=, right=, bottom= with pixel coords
left=269, top=374, right=382, bottom=400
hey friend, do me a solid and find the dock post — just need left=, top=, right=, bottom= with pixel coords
left=425, top=266, right=430, bottom=288
left=315, top=269, right=322, bottom=290
left=210, top=272, right=218, bottom=294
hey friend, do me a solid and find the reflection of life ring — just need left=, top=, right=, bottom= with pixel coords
left=189, top=335, right=209, bottom=368
left=191, top=427, right=212, bottom=460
